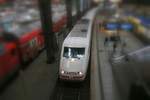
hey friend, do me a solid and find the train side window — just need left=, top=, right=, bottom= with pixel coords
left=29, top=38, right=37, bottom=47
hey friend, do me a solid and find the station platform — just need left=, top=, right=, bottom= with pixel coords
left=91, top=14, right=145, bottom=100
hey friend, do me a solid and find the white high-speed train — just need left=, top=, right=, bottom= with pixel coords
left=59, top=8, right=98, bottom=81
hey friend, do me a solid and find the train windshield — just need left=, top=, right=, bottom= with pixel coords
left=63, top=47, right=85, bottom=58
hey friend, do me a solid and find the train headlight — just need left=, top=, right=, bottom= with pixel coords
left=61, top=70, right=65, bottom=74
left=79, top=72, right=83, bottom=75
left=71, top=58, right=75, bottom=62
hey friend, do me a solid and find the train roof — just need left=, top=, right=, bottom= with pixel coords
left=67, top=19, right=90, bottom=37
left=70, top=20, right=89, bottom=38
left=63, top=8, right=98, bottom=47
left=63, top=20, right=90, bottom=46
left=82, top=8, right=98, bottom=20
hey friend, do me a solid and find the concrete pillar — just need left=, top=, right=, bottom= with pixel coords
left=38, top=0, right=57, bottom=63
left=65, top=0, right=73, bottom=30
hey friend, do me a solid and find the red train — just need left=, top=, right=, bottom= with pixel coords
left=0, top=14, right=67, bottom=85
left=14, top=21, right=45, bottom=63
left=0, top=30, right=20, bottom=85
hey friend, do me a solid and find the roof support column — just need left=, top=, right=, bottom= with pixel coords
left=38, top=0, right=58, bottom=64
left=65, top=0, right=73, bottom=30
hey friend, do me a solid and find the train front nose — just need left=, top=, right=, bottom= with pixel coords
left=59, top=59, right=86, bottom=81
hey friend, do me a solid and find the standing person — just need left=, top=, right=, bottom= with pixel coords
left=104, top=37, right=108, bottom=46
left=121, top=40, right=127, bottom=54
left=113, top=41, right=117, bottom=53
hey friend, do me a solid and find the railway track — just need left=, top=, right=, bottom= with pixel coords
left=50, top=67, right=90, bottom=100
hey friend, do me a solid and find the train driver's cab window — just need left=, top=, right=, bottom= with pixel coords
left=63, top=47, right=85, bottom=59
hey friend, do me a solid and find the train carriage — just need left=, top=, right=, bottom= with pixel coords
left=0, top=31, right=20, bottom=85
left=1, top=19, right=44, bottom=63
left=59, top=8, right=98, bottom=81
left=0, top=5, right=67, bottom=86
left=0, top=6, right=67, bottom=63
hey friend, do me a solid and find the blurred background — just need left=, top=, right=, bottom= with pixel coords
left=0, top=0, right=149, bottom=100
